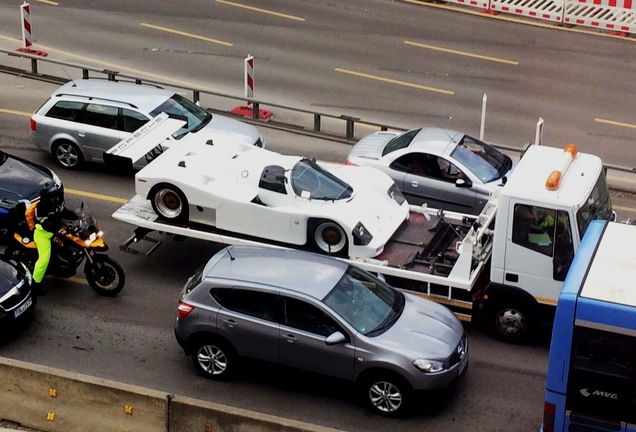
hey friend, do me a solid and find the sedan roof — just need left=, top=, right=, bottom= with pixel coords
left=204, top=246, right=348, bottom=300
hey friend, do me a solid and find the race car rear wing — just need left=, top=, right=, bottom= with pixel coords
left=103, top=112, right=186, bottom=172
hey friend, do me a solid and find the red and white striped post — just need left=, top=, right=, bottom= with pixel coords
left=17, top=1, right=47, bottom=56
left=231, top=54, right=272, bottom=121
left=20, top=2, right=32, bottom=50
left=244, top=54, right=254, bottom=107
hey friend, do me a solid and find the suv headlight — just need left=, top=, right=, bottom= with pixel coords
left=388, top=184, right=406, bottom=205
left=352, top=222, right=373, bottom=246
left=413, top=359, right=445, bottom=373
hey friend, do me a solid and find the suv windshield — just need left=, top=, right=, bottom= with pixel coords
left=451, top=135, right=512, bottom=183
left=150, top=93, right=211, bottom=139
left=290, top=159, right=353, bottom=200
left=323, top=266, right=405, bottom=335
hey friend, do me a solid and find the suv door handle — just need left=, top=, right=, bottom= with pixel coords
left=410, top=181, right=419, bottom=187
left=282, top=333, right=297, bottom=343
left=223, top=319, right=238, bottom=328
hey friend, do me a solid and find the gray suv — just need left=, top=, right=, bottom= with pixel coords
left=174, top=246, right=468, bottom=417
left=30, top=79, right=265, bottom=169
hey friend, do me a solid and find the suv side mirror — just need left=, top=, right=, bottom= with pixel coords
left=325, top=331, right=347, bottom=345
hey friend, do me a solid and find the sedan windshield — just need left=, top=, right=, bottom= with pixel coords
left=150, top=93, right=211, bottom=139
left=451, top=135, right=511, bottom=183
left=290, top=159, right=353, bottom=200
left=323, top=266, right=405, bottom=335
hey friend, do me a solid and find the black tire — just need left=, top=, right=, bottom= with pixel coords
left=85, top=255, right=125, bottom=297
left=360, top=372, right=412, bottom=418
left=311, top=220, right=347, bottom=255
left=150, top=184, right=189, bottom=222
left=4, top=244, right=36, bottom=271
left=490, top=302, right=535, bottom=344
left=190, top=337, right=237, bottom=381
left=53, top=141, right=84, bottom=170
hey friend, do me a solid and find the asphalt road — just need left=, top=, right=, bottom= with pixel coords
left=0, top=2, right=636, bottom=431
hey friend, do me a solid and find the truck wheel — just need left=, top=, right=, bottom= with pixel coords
left=359, top=372, right=412, bottom=418
left=491, top=303, right=534, bottom=344
left=151, top=185, right=189, bottom=222
left=53, top=141, right=84, bottom=170
left=312, top=220, right=347, bottom=256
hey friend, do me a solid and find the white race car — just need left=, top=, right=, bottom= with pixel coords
left=106, top=114, right=410, bottom=258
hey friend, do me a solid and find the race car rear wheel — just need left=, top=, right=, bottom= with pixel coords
left=151, top=184, right=189, bottom=222
left=312, top=220, right=347, bottom=256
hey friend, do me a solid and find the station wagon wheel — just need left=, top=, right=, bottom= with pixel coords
left=191, top=338, right=236, bottom=381
left=361, top=373, right=412, bottom=418
left=151, top=184, right=189, bottom=222
left=313, top=220, right=347, bottom=255
left=53, top=141, right=84, bottom=170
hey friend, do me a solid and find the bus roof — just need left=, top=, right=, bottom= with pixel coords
left=576, top=221, right=636, bottom=308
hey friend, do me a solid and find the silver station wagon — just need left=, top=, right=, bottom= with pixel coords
left=174, top=245, right=468, bottom=417
left=30, top=79, right=265, bottom=170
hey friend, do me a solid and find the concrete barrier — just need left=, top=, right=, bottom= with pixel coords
left=0, top=357, right=169, bottom=432
left=0, top=358, right=346, bottom=432
left=169, top=395, right=344, bottom=432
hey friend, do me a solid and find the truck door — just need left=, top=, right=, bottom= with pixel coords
left=503, top=204, right=573, bottom=301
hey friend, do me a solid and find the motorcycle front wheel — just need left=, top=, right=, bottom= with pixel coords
left=86, top=255, right=125, bottom=297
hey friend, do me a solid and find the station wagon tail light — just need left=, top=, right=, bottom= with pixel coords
left=352, top=222, right=373, bottom=246
left=30, top=118, right=37, bottom=132
left=177, top=301, right=195, bottom=319
left=542, top=402, right=555, bottom=432
left=545, top=143, right=578, bottom=191
left=413, top=358, right=445, bottom=373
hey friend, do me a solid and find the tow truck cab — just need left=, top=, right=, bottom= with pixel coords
left=485, top=144, right=614, bottom=342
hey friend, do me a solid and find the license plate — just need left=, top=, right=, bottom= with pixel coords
left=14, top=296, right=33, bottom=318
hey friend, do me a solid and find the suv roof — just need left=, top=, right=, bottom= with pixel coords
left=52, top=80, right=174, bottom=113
left=205, top=246, right=348, bottom=300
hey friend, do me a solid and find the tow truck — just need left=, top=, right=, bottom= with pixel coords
left=108, top=116, right=615, bottom=343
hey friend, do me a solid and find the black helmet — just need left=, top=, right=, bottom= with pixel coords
left=39, top=181, right=64, bottom=213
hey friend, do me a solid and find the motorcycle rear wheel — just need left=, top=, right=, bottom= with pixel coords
left=86, top=255, right=125, bottom=297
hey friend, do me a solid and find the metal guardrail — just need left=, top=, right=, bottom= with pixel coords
left=2, top=48, right=636, bottom=191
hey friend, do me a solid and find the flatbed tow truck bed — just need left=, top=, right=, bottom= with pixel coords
left=112, top=195, right=496, bottom=320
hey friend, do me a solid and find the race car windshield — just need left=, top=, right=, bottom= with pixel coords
left=150, top=94, right=211, bottom=140
left=290, top=159, right=353, bottom=200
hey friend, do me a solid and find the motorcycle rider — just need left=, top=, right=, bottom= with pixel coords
left=31, top=181, right=77, bottom=295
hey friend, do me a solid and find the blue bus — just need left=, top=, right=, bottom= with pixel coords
left=541, top=220, right=636, bottom=432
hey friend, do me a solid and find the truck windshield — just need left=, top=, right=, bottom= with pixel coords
left=290, top=159, right=353, bottom=200
left=150, top=93, right=211, bottom=140
left=576, top=173, right=613, bottom=239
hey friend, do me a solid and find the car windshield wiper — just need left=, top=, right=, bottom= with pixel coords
left=366, top=294, right=405, bottom=336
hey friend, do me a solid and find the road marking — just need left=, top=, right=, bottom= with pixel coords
left=140, top=23, right=233, bottom=47
left=65, top=188, right=129, bottom=204
left=404, top=40, right=519, bottom=65
left=595, top=118, right=636, bottom=129
left=0, top=35, right=221, bottom=91
left=36, top=0, right=59, bottom=4
left=216, top=0, right=305, bottom=21
left=0, top=108, right=31, bottom=117
left=334, top=68, right=454, bottom=95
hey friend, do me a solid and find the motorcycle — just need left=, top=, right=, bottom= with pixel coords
left=4, top=203, right=125, bottom=297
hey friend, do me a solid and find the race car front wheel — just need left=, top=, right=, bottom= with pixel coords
left=312, top=220, right=347, bottom=256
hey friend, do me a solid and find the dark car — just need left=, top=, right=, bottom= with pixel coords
left=0, top=149, right=62, bottom=234
left=0, top=255, right=36, bottom=333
